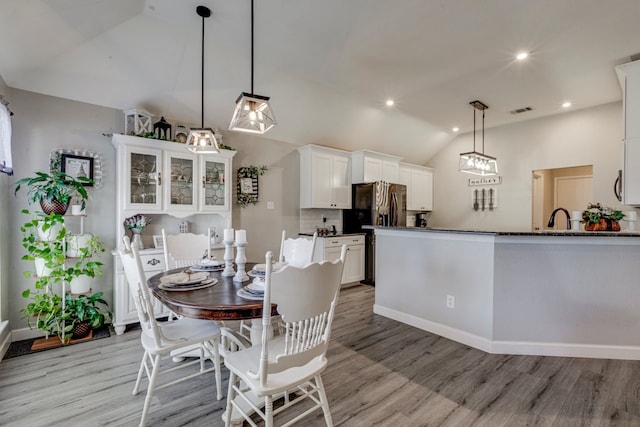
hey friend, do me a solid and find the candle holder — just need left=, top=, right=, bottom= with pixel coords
left=222, top=240, right=236, bottom=277
left=571, top=219, right=581, bottom=231
left=233, top=242, right=250, bottom=282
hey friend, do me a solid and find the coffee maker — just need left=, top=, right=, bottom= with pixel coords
left=416, top=212, right=428, bottom=228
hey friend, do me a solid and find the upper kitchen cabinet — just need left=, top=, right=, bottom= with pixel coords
left=351, top=150, right=401, bottom=184
left=400, top=162, right=434, bottom=211
left=112, top=134, right=235, bottom=216
left=299, top=145, right=351, bottom=209
left=616, top=60, right=640, bottom=205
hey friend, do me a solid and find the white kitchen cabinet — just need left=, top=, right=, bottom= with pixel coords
left=113, top=134, right=235, bottom=215
left=112, top=248, right=169, bottom=335
left=351, top=150, right=401, bottom=184
left=400, top=162, right=434, bottom=211
left=299, top=145, right=351, bottom=209
left=616, top=60, right=640, bottom=205
left=313, top=234, right=365, bottom=285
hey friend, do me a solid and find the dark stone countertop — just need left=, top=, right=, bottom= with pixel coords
left=366, top=225, right=640, bottom=237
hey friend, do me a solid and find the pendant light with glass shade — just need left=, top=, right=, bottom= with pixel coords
left=186, top=5, right=220, bottom=154
left=458, top=100, right=498, bottom=176
left=229, top=0, right=277, bottom=134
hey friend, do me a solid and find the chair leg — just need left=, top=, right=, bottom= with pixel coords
left=211, top=337, right=222, bottom=400
left=224, top=372, right=237, bottom=427
left=264, top=395, right=274, bottom=427
left=139, top=353, right=161, bottom=427
left=132, top=350, right=149, bottom=395
left=315, top=375, right=333, bottom=427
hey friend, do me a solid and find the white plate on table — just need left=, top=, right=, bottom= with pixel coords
left=237, top=287, right=263, bottom=300
left=252, top=262, right=287, bottom=273
left=159, top=271, right=209, bottom=285
left=159, top=278, right=218, bottom=291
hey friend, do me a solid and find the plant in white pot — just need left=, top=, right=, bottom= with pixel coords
left=66, top=234, right=105, bottom=294
left=20, top=210, right=67, bottom=290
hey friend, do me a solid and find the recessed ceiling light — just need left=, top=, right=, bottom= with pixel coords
left=452, top=127, right=459, bottom=132
left=562, top=101, right=572, bottom=108
left=385, top=99, right=395, bottom=107
left=516, top=52, right=529, bottom=61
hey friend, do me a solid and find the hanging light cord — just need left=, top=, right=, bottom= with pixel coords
left=250, top=0, right=254, bottom=95
left=482, top=108, right=485, bottom=154
left=200, top=10, right=205, bottom=128
left=473, top=108, right=476, bottom=152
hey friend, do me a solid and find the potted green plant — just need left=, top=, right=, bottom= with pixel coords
left=20, top=210, right=67, bottom=290
left=15, top=171, right=91, bottom=214
left=67, top=234, right=105, bottom=294
left=21, top=291, right=71, bottom=342
left=581, top=203, right=625, bottom=231
left=64, top=292, right=111, bottom=338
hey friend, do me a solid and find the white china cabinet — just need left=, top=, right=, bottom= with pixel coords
left=111, top=134, right=236, bottom=334
left=299, top=144, right=351, bottom=209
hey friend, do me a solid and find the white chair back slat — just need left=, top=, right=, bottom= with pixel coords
left=279, top=231, right=317, bottom=267
left=162, top=228, right=211, bottom=270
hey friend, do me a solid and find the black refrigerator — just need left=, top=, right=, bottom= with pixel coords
left=342, top=182, right=407, bottom=285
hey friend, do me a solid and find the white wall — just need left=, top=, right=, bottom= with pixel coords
left=8, top=89, right=121, bottom=335
left=0, top=75, right=11, bottom=355
left=426, top=102, right=628, bottom=231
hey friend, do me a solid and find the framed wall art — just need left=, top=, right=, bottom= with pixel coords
left=50, top=148, right=104, bottom=189
left=236, top=165, right=267, bottom=207
left=61, top=154, right=94, bottom=185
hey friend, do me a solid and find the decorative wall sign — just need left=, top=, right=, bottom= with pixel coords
left=237, top=165, right=267, bottom=207
left=471, top=187, right=498, bottom=211
left=61, top=154, right=94, bottom=185
left=50, top=148, right=104, bottom=189
left=469, top=176, right=502, bottom=186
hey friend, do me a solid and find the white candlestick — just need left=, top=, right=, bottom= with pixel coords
left=222, top=239, right=235, bottom=277
left=233, top=242, right=250, bottom=282
left=235, top=229, right=247, bottom=244
left=626, top=211, right=637, bottom=221
left=224, top=228, right=234, bottom=242
left=572, top=211, right=581, bottom=220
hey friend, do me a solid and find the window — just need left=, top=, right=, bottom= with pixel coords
left=0, top=100, right=13, bottom=176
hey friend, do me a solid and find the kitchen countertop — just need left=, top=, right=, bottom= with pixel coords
left=366, top=225, right=640, bottom=237
left=299, top=232, right=366, bottom=238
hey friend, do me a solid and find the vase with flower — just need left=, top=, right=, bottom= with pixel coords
left=124, top=214, right=150, bottom=249
left=581, top=203, right=625, bottom=231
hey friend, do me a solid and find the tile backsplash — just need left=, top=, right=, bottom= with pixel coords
left=300, top=209, right=343, bottom=234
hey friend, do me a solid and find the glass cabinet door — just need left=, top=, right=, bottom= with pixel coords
left=200, top=157, right=228, bottom=211
left=166, top=152, right=197, bottom=212
left=125, top=146, right=162, bottom=211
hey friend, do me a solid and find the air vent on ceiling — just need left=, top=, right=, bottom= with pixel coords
left=509, top=106, right=535, bottom=115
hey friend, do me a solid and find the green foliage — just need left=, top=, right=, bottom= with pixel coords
left=21, top=291, right=111, bottom=342
left=238, top=165, right=267, bottom=178
left=581, top=203, right=625, bottom=224
left=64, top=292, right=111, bottom=329
left=14, top=171, right=91, bottom=210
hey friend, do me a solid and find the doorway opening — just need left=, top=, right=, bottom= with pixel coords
left=532, top=165, right=593, bottom=231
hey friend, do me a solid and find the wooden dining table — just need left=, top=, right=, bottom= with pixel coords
left=147, top=264, right=278, bottom=324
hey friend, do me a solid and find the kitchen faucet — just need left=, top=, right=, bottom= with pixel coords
left=547, top=207, right=571, bottom=230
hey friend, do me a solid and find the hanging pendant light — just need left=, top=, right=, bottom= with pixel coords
left=186, top=5, right=220, bottom=154
left=229, top=0, right=277, bottom=134
left=458, top=100, right=498, bottom=176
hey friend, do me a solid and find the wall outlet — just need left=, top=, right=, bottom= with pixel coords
left=266, top=201, right=274, bottom=210
left=446, top=295, right=455, bottom=309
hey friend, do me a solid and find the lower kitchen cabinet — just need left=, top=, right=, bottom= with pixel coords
left=112, top=248, right=170, bottom=335
left=314, top=234, right=365, bottom=285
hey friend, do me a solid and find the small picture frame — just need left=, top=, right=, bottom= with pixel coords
left=61, top=154, right=94, bottom=186
left=240, top=177, right=254, bottom=194
left=153, top=235, right=164, bottom=249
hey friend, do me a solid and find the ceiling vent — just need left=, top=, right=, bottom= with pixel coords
left=509, top=106, right=535, bottom=115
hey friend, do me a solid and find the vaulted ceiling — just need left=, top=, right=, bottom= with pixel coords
left=1, top=0, right=640, bottom=164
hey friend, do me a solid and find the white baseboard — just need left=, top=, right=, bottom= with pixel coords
left=0, top=320, right=10, bottom=360
left=373, top=304, right=640, bottom=360
left=373, top=304, right=493, bottom=352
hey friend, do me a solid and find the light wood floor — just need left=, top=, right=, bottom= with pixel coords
left=2, top=284, right=640, bottom=426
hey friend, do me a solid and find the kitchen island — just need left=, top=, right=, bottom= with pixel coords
left=372, top=226, right=640, bottom=360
